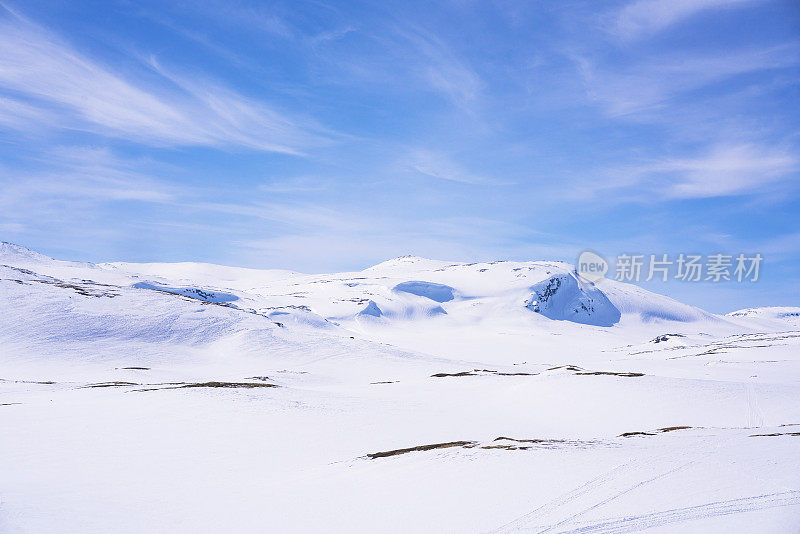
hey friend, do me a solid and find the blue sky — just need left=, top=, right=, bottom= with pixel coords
left=0, top=0, right=798, bottom=312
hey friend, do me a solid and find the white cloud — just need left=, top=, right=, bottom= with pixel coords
left=201, top=2, right=293, bottom=39
left=0, top=146, right=176, bottom=216
left=233, top=213, right=558, bottom=272
left=193, top=201, right=366, bottom=232
left=659, top=144, right=797, bottom=198
left=391, top=25, right=483, bottom=110
left=585, top=143, right=798, bottom=200
left=408, top=149, right=503, bottom=185
left=759, top=231, right=800, bottom=258
left=258, top=176, right=328, bottom=194
left=575, top=44, right=798, bottom=117
left=0, top=96, right=61, bottom=131
left=0, top=9, right=329, bottom=154
left=308, top=26, right=356, bottom=47
left=0, top=221, right=25, bottom=233
left=614, top=0, right=759, bottom=41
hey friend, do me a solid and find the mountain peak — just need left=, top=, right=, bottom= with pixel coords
left=364, top=255, right=450, bottom=272
left=0, top=241, right=52, bottom=263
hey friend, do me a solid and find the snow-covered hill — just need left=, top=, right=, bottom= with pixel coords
left=727, top=306, right=800, bottom=328
left=1, top=242, right=799, bottom=533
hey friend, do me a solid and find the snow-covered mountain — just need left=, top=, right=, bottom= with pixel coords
left=727, top=306, right=800, bottom=328
left=2, top=242, right=799, bottom=533
left=0, top=241, right=52, bottom=262
left=0, top=243, right=767, bottom=332
left=0, top=243, right=745, bottom=363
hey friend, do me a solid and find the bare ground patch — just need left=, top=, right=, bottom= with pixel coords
left=619, top=426, right=693, bottom=438
left=135, top=381, right=279, bottom=392
left=367, top=441, right=478, bottom=459
left=430, top=365, right=642, bottom=378
left=366, top=435, right=608, bottom=459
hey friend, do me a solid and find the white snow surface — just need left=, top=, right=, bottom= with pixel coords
left=1, top=243, right=799, bottom=533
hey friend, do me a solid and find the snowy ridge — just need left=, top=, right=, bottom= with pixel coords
left=727, top=306, right=800, bottom=328
left=0, top=243, right=771, bottom=332
left=728, top=306, right=800, bottom=320
left=131, top=281, right=239, bottom=303
left=1, top=241, right=53, bottom=263
left=599, top=277, right=719, bottom=323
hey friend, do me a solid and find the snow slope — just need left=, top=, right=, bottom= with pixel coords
left=727, top=306, right=800, bottom=328
left=1, top=243, right=798, bottom=533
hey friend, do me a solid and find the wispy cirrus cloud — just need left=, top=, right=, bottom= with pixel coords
left=394, top=25, right=483, bottom=110
left=575, top=43, right=799, bottom=117
left=258, top=176, right=329, bottom=194
left=613, top=0, right=761, bottom=41
left=657, top=144, right=798, bottom=198
left=0, top=144, right=181, bottom=240
left=408, top=149, right=506, bottom=185
left=0, top=6, right=329, bottom=154
left=580, top=143, right=798, bottom=201
left=305, top=18, right=484, bottom=113
left=194, top=1, right=293, bottom=39
left=234, top=212, right=556, bottom=272
left=0, top=146, right=175, bottom=209
left=0, top=96, right=61, bottom=131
